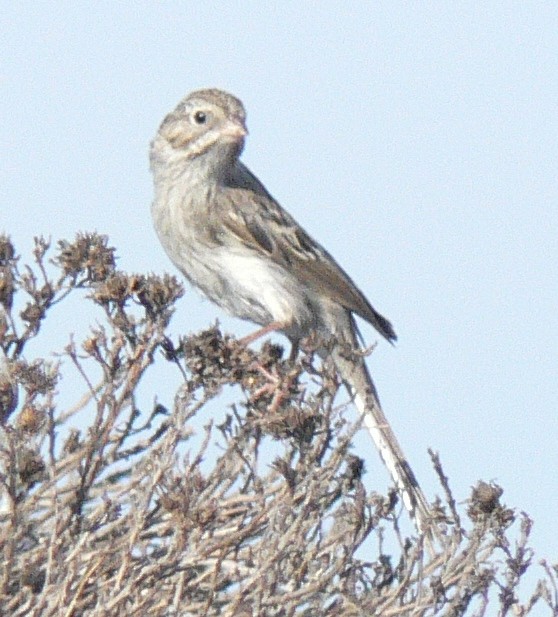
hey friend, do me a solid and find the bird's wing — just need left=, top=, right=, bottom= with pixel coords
left=216, top=165, right=396, bottom=342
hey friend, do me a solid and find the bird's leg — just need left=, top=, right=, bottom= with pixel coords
left=237, top=321, right=286, bottom=347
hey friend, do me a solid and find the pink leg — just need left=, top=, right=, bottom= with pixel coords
left=238, top=321, right=286, bottom=346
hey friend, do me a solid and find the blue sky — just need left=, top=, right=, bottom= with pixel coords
left=2, top=2, right=557, bottom=594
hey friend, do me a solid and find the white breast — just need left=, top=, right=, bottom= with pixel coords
left=214, top=249, right=310, bottom=327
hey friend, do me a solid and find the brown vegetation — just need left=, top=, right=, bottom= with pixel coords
left=0, top=234, right=556, bottom=616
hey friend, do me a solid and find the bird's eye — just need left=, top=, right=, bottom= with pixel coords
left=193, top=111, right=207, bottom=125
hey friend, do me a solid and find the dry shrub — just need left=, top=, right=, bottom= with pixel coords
left=0, top=234, right=556, bottom=616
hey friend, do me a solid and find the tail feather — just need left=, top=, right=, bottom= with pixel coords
left=330, top=341, right=433, bottom=535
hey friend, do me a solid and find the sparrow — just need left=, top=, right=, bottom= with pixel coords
left=150, top=88, right=433, bottom=534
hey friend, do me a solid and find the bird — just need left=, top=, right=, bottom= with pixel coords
left=150, top=88, right=434, bottom=534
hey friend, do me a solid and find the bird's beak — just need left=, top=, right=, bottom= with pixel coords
left=222, top=119, right=248, bottom=140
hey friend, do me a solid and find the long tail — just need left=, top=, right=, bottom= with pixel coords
left=329, top=338, right=433, bottom=536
